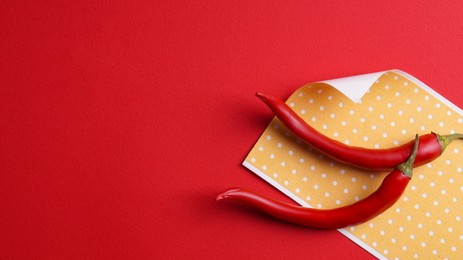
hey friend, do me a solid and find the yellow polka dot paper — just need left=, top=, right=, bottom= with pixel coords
left=243, top=70, right=463, bottom=259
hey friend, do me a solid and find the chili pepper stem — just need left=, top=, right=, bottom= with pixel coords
left=397, top=134, right=419, bottom=179
left=436, top=132, right=463, bottom=154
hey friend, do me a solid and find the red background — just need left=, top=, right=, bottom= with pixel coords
left=2, top=1, right=463, bottom=259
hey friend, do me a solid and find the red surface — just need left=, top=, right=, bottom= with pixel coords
left=2, top=1, right=463, bottom=259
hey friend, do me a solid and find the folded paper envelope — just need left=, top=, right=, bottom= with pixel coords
left=243, top=70, right=463, bottom=260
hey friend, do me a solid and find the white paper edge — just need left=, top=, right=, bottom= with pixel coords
left=243, top=70, right=463, bottom=260
left=318, top=71, right=386, bottom=103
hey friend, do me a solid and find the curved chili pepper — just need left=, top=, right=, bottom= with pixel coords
left=217, top=135, right=419, bottom=229
left=256, top=92, right=463, bottom=171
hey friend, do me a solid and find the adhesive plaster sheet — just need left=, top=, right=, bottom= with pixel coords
left=243, top=70, right=463, bottom=259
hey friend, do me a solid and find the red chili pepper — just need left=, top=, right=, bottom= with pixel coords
left=217, top=136, right=420, bottom=229
left=256, top=92, right=463, bottom=171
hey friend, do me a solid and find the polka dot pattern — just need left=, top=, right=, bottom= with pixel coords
left=244, top=71, right=463, bottom=259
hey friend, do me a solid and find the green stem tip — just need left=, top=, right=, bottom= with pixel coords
left=436, top=133, right=463, bottom=154
left=398, top=134, right=419, bottom=179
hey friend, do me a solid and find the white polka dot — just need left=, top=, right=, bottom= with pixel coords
left=281, top=161, right=286, bottom=167
left=300, top=109, right=306, bottom=115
